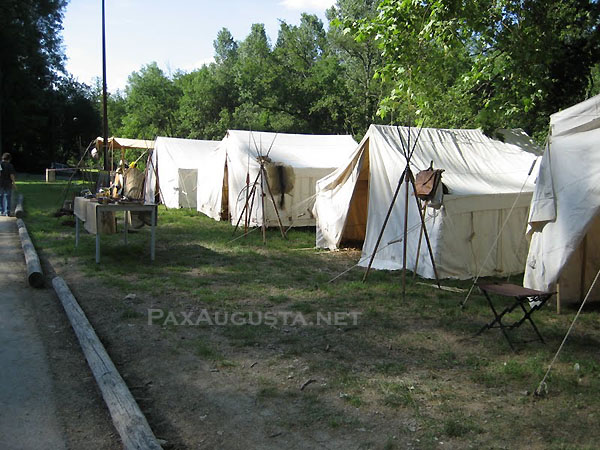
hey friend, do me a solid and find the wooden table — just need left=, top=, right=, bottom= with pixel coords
left=74, top=197, right=157, bottom=263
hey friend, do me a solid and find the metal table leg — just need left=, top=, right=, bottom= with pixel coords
left=150, top=206, right=156, bottom=261
left=95, top=211, right=100, bottom=264
left=75, top=215, right=80, bottom=247
left=123, top=211, right=128, bottom=245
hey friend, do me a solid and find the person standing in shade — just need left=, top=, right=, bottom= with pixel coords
left=0, top=153, right=17, bottom=216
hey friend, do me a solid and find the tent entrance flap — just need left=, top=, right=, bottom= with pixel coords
left=557, top=213, right=600, bottom=303
left=220, top=162, right=229, bottom=221
left=341, top=145, right=370, bottom=245
left=178, top=169, right=198, bottom=208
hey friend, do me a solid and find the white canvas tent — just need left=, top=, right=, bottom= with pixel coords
left=145, top=137, right=220, bottom=209
left=95, top=137, right=155, bottom=151
left=196, top=130, right=357, bottom=227
left=314, top=124, right=541, bottom=279
left=524, top=94, right=600, bottom=302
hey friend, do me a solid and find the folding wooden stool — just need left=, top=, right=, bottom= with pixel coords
left=475, top=283, right=555, bottom=351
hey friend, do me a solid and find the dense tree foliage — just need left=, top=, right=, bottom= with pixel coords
left=2, top=0, right=599, bottom=171
left=109, top=0, right=598, bottom=144
left=0, top=0, right=98, bottom=171
left=353, top=0, right=600, bottom=139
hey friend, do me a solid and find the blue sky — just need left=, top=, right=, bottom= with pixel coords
left=62, top=0, right=336, bottom=92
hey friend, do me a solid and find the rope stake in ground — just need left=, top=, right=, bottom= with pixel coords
left=535, top=267, right=600, bottom=396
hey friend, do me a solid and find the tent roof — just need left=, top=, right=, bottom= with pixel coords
left=96, top=136, right=155, bottom=150
left=365, top=125, right=540, bottom=196
left=551, top=94, right=600, bottom=137
left=154, top=136, right=220, bottom=167
left=224, top=130, right=357, bottom=169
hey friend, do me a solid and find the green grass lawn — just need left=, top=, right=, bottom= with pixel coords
left=18, top=176, right=600, bottom=449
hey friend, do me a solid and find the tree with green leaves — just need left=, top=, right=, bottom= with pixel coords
left=270, top=13, right=348, bottom=133
left=327, top=0, right=387, bottom=136
left=121, top=62, right=181, bottom=139
left=353, top=0, right=600, bottom=139
left=0, top=0, right=92, bottom=169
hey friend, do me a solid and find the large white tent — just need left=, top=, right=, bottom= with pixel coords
left=197, top=130, right=357, bottom=227
left=145, top=137, right=220, bottom=209
left=314, top=124, right=540, bottom=279
left=524, top=94, right=600, bottom=302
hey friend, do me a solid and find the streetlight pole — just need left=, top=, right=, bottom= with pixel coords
left=101, top=0, right=109, bottom=171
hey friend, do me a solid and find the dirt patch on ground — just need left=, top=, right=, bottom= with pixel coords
left=37, top=240, right=600, bottom=450
left=33, top=254, right=120, bottom=449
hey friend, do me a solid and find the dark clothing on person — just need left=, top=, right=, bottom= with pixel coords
left=0, top=161, right=15, bottom=189
left=0, top=161, right=16, bottom=216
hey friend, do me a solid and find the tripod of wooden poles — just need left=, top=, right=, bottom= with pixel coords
left=362, top=125, right=441, bottom=300
left=232, top=134, right=288, bottom=245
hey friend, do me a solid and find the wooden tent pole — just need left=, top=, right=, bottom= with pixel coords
left=232, top=170, right=261, bottom=235
left=412, top=200, right=427, bottom=279
left=150, top=151, right=168, bottom=210
left=402, top=167, right=411, bottom=299
left=244, top=172, right=250, bottom=235
left=556, top=280, right=561, bottom=314
left=408, top=174, right=441, bottom=288
left=362, top=167, right=407, bottom=282
left=263, top=170, right=288, bottom=239
left=580, top=235, right=588, bottom=303
left=259, top=163, right=267, bottom=244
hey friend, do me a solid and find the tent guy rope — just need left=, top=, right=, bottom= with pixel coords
left=460, top=158, right=538, bottom=309
left=535, top=267, right=600, bottom=396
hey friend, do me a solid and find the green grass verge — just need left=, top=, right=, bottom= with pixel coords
left=18, top=176, right=600, bottom=449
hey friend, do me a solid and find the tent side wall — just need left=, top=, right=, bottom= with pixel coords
left=557, top=214, right=600, bottom=302
left=229, top=164, right=332, bottom=228
left=197, top=147, right=227, bottom=221
left=433, top=193, right=532, bottom=279
left=144, top=148, right=158, bottom=204
left=314, top=138, right=368, bottom=249
left=156, top=144, right=180, bottom=209
left=339, top=144, right=370, bottom=245
left=178, top=169, right=198, bottom=208
left=262, top=167, right=331, bottom=227
left=221, top=130, right=358, bottom=229
left=525, top=116, right=600, bottom=301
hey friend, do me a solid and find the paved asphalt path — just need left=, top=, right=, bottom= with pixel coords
left=0, top=216, right=67, bottom=450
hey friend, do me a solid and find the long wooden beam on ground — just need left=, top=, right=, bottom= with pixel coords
left=14, top=194, right=24, bottom=218
left=16, top=218, right=44, bottom=288
left=52, top=276, right=163, bottom=450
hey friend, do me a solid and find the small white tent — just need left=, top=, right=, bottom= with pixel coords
left=314, top=124, right=540, bottom=279
left=95, top=137, right=155, bottom=151
left=197, top=130, right=357, bottom=227
left=145, top=137, right=220, bottom=208
left=524, top=94, right=600, bottom=302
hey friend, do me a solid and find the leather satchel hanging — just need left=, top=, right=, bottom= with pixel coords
left=415, top=167, right=444, bottom=201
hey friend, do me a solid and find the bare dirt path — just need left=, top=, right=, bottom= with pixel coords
left=0, top=216, right=119, bottom=450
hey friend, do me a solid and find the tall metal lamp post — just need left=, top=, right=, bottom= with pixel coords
left=101, top=0, right=109, bottom=172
